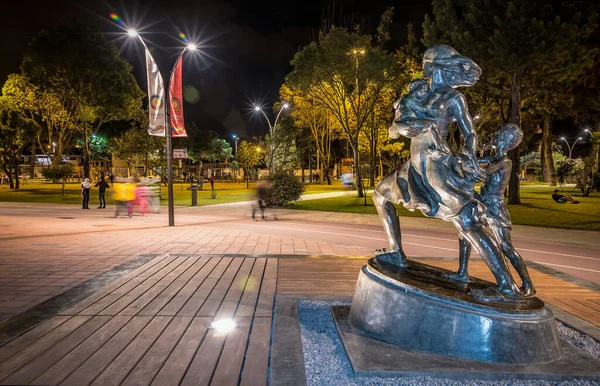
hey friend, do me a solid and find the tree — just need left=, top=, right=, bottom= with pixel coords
left=0, top=98, right=39, bottom=189
left=2, top=74, right=74, bottom=167
left=112, top=120, right=165, bottom=178
left=21, top=23, right=144, bottom=178
left=287, top=25, right=398, bottom=197
left=280, top=84, right=337, bottom=184
left=268, top=116, right=301, bottom=173
left=236, top=140, right=264, bottom=188
left=41, top=163, right=73, bottom=196
left=423, top=0, right=591, bottom=203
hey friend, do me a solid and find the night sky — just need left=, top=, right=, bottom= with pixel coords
left=1, top=0, right=431, bottom=139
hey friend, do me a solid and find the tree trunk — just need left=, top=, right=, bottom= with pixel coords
left=83, top=133, right=90, bottom=178
left=540, top=117, right=556, bottom=186
left=352, top=136, right=364, bottom=198
left=30, top=142, right=36, bottom=178
left=507, top=74, right=521, bottom=204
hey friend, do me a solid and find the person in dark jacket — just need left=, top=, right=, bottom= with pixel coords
left=95, top=174, right=110, bottom=209
left=81, top=178, right=91, bottom=209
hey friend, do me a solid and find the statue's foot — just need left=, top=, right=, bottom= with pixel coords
left=520, top=282, right=536, bottom=297
left=374, top=249, right=407, bottom=268
left=442, top=271, right=470, bottom=283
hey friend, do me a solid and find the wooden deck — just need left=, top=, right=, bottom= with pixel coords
left=0, top=255, right=598, bottom=385
left=0, top=255, right=277, bottom=386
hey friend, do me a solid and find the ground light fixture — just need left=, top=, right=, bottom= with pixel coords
left=206, top=318, right=237, bottom=334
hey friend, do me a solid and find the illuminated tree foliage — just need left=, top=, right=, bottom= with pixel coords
left=423, top=0, right=596, bottom=203
left=21, top=23, right=144, bottom=178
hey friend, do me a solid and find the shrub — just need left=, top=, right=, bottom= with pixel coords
left=265, top=171, right=305, bottom=207
left=41, top=163, right=74, bottom=196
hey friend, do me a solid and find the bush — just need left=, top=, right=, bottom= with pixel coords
left=41, top=163, right=74, bottom=196
left=266, top=171, right=305, bottom=207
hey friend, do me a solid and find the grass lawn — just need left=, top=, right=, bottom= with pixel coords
left=290, top=183, right=600, bottom=231
left=0, top=180, right=345, bottom=207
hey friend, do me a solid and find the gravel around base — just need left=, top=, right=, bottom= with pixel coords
left=297, top=300, right=600, bottom=386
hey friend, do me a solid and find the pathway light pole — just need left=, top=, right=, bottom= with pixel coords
left=232, top=134, right=238, bottom=154
left=127, top=29, right=196, bottom=226
left=254, top=103, right=289, bottom=174
left=560, top=136, right=582, bottom=159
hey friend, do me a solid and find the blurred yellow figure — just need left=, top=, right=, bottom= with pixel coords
left=113, top=178, right=136, bottom=218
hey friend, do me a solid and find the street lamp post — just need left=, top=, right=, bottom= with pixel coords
left=128, top=29, right=196, bottom=226
left=254, top=103, right=289, bottom=174
left=560, top=136, right=583, bottom=159
left=584, top=128, right=598, bottom=192
left=232, top=134, right=238, bottom=154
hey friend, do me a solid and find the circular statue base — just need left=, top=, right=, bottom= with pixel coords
left=349, top=258, right=563, bottom=364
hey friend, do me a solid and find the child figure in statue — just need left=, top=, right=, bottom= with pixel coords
left=450, top=124, right=536, bottom=296
left=395, top=79, right=448, bottom=155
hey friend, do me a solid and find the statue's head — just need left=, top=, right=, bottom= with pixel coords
left=422, top=45, right=481, bottom=88
left=494, top=123, right=523, bottom=151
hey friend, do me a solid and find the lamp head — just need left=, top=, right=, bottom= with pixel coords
left=186, top=43, right=197, bottom=51
left=254, top=106, right=261, bottom=111
left=127, top=29, right=138, bottom=38
left=282, top=103, right=289, bottom=109
left=560, top=137, right=566, bottom=141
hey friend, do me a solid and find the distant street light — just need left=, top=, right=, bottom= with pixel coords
left=560, top=136, right=582, bottom=159
left=583, top=128, right=598, bottom=190
left=254, top=103, right=289, bottom=173
left=232, top=134, right=238, bottom=154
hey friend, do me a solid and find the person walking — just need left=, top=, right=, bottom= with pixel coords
left=81, top=178, right=91, bottom=209
left=209, top=174, right=215, bottom=190
left=95, top=174, right=110, bottom=209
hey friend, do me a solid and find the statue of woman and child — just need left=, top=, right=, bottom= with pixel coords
left=374, top=44, right=534, bottom=301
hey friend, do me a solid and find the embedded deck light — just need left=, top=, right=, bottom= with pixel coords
left=207, top=318, right=237, bottom=333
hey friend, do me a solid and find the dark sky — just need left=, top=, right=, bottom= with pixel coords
left=1, top=0, right=431, bottom=139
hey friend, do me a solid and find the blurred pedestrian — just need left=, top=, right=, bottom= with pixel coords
left=81, top=178, right=91, bottom=209
left=148, top=177, right=161, bottom=214
left=136, top=179, right=151, bottom=216
left=209, top=174, right=215, bottom=190
left=95, top=174, right=110, bottom=209
left=252, top=180, right=271, bottom=221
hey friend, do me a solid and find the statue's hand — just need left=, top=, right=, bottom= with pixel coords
left=460, top=154, right=486, bottom=182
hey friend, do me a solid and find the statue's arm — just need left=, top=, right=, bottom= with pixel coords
left=452, top=94, right=478, bottom=157
left=389, top=117, right=434, bottom=139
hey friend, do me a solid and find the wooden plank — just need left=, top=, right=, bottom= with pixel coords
left=75, top=255, right=179, bottom=316
left=0, top=316, right=90, bottom=381
left=240, top=316, right=272, bottom=386
left=255, top=258, right=278, bottom=317
left=91, top=316, right=173, bottom=386
left=236, top=258, right=267, bottom=317
left=60, top=254, right=172, bottom=315
left=59, top=316, right=152, bottom=386
left=120, top=316, right=192, bottom=386
left=118, top=257, right=199, bottom=316
left=0, top=315, right=70, bottom=363
left=95, top=257, right=191, bottom=316
left=196, top=259, right=243, bottom=317
left=210, top=317, right=252, bottom=386
left=140, top=257, right=211, bottom=316
left=1, top=316, right=110, bottom=385
left=177, top=258, right=234, bottom=317
left=150, top=317, right=210, bottom=386
left=158, top=257, right=221, bottom=316
left=215, top=258, right=256, bottom=318
left=32, top=316, right=133, bottom=386
left=549, top=298, right=600, bottom=325
left=179, top=329, right=227, bottom=386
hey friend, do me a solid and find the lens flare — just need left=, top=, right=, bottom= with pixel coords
left=178, top=32, right=189, bottom=44
left=110, top=13, right=124, bottom=27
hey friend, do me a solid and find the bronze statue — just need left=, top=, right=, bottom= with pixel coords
left=449, top=124, right=536, bottom=296
left=373, top=44, right=525, bottom=299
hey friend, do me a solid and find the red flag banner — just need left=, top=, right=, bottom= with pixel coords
left=169, top=56, right=187, bottom=137
left=145, top=48, right=166, bottom=136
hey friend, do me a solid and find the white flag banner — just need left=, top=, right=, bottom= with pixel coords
left=145, top=48, right=166, bottom=136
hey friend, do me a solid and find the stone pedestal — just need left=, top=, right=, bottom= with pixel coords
left=349, top=258, right=563, bottom=364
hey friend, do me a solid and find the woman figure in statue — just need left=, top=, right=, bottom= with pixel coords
left=373, top=44, right=521, bottom=299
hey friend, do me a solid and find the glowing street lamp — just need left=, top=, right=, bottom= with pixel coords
left=127, top=29, right=196, bottom=227
left=560, top=136, right=582, bottom=159
left=254, top=103, right=289, bottom=174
